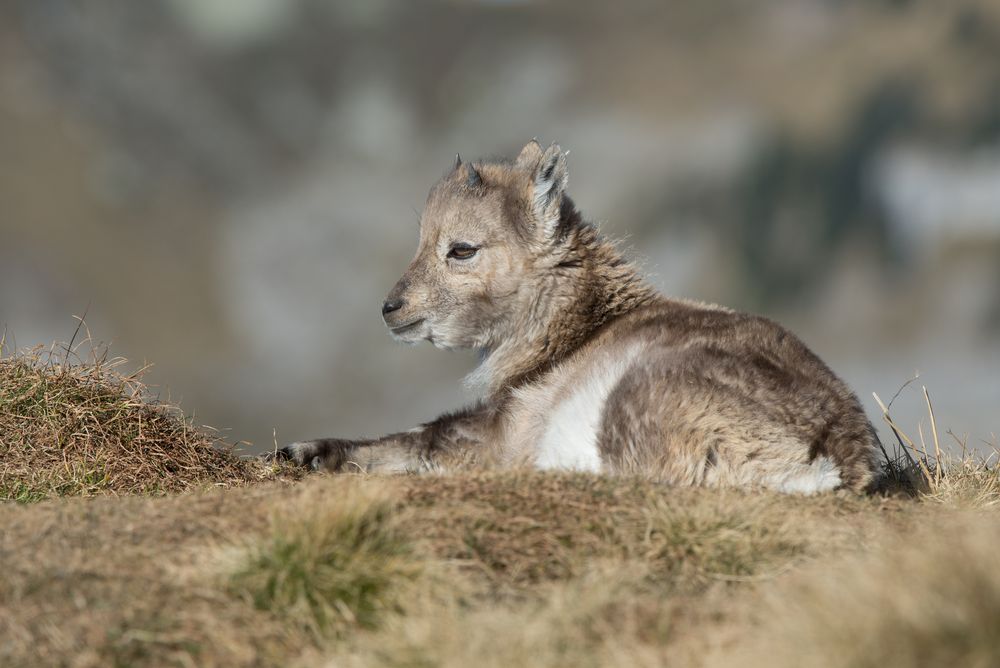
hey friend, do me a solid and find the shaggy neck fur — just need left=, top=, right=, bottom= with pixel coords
left=468, top=199, right=658, bottom=396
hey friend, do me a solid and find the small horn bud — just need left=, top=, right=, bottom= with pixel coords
left=454, top=153, right=462, bottom=169
left=466, top=163, right=482, bottom=188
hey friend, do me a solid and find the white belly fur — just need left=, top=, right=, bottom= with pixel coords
left=763, top=455, right=843, bottom=494
left=535, top=346, right=644, bottom=472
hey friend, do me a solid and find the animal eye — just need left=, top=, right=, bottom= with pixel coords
left=447, top=244, right=479, bottom=260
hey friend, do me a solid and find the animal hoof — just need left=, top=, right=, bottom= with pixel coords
left=277, top=441, right=320, bottom=468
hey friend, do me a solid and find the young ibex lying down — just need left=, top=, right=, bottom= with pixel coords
left=278, top=140, right=880, bottom=493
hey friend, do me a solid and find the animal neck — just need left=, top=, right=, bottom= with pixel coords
left=469, top=203, right=658, bottom=396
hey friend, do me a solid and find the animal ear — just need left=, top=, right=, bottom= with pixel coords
left=515, top=139, right=544, bottom=170
left=531, top=143, right=568, bottom=236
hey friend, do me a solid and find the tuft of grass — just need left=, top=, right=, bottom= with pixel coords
left=874, top=383, right=999, bottom=507
left=918, top=457, right=1000, bottom=509
left=229, top=484, right=419, bottom=638
left=0, top=343, right=299, bottom=501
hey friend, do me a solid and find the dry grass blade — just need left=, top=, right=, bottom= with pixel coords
left=923, top=386, right=943, bottom=487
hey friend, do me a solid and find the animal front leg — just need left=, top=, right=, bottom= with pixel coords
left=277, top=403, right=498, bottom=474
left=277, top=434, right=431, bottom=474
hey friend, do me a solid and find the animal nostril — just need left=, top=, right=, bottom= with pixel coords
left=382, top=299, right=404, bottom=316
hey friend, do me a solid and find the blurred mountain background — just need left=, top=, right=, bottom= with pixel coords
left=2, top=0, right=998, bottom=454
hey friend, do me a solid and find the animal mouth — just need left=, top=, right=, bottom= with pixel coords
left=390, top=319, right=425, bottom=335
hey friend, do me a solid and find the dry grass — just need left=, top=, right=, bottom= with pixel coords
left=332, top=476, right=877, bottom=668
left=0, top=474, right=872, bottom=668
left=0, top=464, right=994, bottom=668
left=0, top=346, right=998, bottom=667
left=395, top=472, right=861, bottom=597
left=0, top=343, right=300, bottom=501
left=724, top=514, right=1000, bottom=668
left=0, top=485, right=310, bottom=667
left=874, top=382, right=1000, bottom=507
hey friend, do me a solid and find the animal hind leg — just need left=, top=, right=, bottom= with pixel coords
left=598, top=361, right=846, bottom=493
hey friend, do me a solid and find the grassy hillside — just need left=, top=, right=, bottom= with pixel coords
left=1, top=346, right=998, bottom=667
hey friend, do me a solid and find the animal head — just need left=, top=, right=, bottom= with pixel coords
left=381, top=139, right=573, bottom=350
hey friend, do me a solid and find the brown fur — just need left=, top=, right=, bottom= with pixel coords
left=278, top=140, right=880, bottom=493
